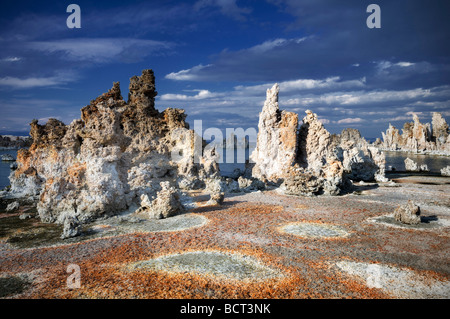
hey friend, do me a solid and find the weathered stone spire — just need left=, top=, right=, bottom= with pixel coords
left=128, top=69, right=158, bottom=115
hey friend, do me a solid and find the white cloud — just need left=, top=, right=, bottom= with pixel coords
left=286, top=87, right=442, bottom=107
left=0, top=76, right=61, bottom=88
left=375, top=60, right=393, bottom=71
left=336, top=117, right=365, bottom=124
left=1, top=57, right=21, bottom=62
left=283, top=76, right=366, bottom=91
left=160, top=89, right=221, bottom=101
left=375, top=60, right=416, bottom=71
left=373, top=115, right=416, bottom=123
left=318, top=118, right=330, bottom=124
left=342, top=88, right=433, bottom=104
left=234, top=76, right=366, bottom=96
left=38, top=116, right=62, bottom=123
left=158, top=84, right=450, bottom=122
left=248, top=37, right=308, bottom=54
left=28, top=38, right=173, bottom=63
left=396, top=61, right=415, bottom=67
left=0, top=71, right=78, bottom=89
left=165, top=64, right=212, bottom=81
left=284, top=98, right=301, bottom=105
left=164, top=37, right=311, bottom=82
left=374, top=60, right=429, bottom=78
left=159, top=75, right=368, bottom=108
left=370, top=111, right=434, bottom=124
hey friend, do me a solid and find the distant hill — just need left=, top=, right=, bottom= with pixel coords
left=0, top=134, right=31, bottom=149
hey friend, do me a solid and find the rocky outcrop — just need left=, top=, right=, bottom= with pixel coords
left=394, top=200, right=421, bottom=225
left=440, top=166, right=450, bottom=176
left=250, top=84, right=387, bottom=196
left=136, top=181, right=185, bottom=219
left=207, top=191, right=225, bottom=206
left=404, top=158, right=429, bottom=172
left=250, top=84, right=298, bottom=182
left=432, top=112, right=449, bottom=150
left=61, top=216, right=82, bottom=239
left=6, top=201, right=19, bottom=212
left=335, top=128, right=387, bottom=182
left=237, top=176, right=265, bottom=192
left=380, top=113, right=450, bottom=155
left=404, top=158, right=418, bottom=171
left=7, top=69, right=218, bottom=225
left=281, top=169, right=325, bottom=196
left=297, top=110, right=334, bottom=172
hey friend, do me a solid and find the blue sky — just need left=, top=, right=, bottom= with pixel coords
left=0, top=0, right=449, bottom=138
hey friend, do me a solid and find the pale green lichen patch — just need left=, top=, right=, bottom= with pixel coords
left=106, top=213, right=208, bottom=234
left=129, top=250, right=283, bottom=281
left=279, top=222, right=349, bottom=239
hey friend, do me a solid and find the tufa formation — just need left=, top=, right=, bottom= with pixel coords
left=378, top=112, right=450, bottom=155
left=250, top=84, right=387, bottom=196
left=8, top=70, right=219, bottom=225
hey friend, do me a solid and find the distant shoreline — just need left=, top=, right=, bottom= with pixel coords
left=0, top=147, right=24, bottom=151
left=375, top=147, right=450, bottom=157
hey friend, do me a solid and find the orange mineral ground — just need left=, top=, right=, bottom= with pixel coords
left=0, top=175, right=449, bottom=299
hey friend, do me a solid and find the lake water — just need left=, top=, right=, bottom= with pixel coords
left=217, top=147, right=251, bottom=177
left=1, top=148, right=449, bottom=190
left=219, top=148, right=450, bottom=176
left=0, top=149, right=18, bottom=190
left=218, top=149, right=450, bottom=176
left=383, top=151, right=450, bottom=173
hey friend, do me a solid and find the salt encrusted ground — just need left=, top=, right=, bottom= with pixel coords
left=335, top=261, right=450, bottom=299
left=0, top=175, right=449, bottom=299
left=279, top=222, right=349, bottom=239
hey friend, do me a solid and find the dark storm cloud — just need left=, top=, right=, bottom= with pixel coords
left=166, top=0, right=450, bottom=83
